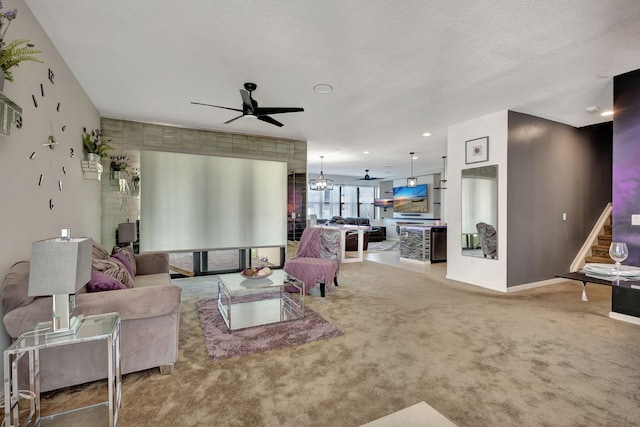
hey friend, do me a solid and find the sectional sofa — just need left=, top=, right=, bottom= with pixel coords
left=2, top=241, right=182, bottom=392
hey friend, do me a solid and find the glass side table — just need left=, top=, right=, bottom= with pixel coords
left=3, top=312, right=121, bottom=427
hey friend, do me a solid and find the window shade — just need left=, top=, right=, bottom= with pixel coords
left=140, top=150, right=287, bottom=252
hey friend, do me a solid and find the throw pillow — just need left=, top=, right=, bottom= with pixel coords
left=92, top=258, right=134, bottom=288
left=92, top=240, right=110, bottom=260
left=111, top=246, right=137, bottom=276
left=86, top=271, right=127, bottom=292
left=111, top=252, right=135, bottom=278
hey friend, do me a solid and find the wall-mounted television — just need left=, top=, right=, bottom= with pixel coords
left=393, top=184, right=429, bottom=214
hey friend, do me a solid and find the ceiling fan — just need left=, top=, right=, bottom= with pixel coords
left=190, top=82, right=304, bottom=127
left=355, top=170, right=383, bottom=181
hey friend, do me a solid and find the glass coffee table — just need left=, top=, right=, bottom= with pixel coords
left=217, top=269, right=304, bottom=331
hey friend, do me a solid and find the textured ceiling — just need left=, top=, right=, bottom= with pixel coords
left=25, top=0, right=640, bottom=179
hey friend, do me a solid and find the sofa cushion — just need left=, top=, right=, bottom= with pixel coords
left=86, top=271, right=127, bottom=292
left=111, top=252, right=135, bottom=278
left=133, top=273, right=172, bottom=288
left=92, top=258, right=134, bottom=288
left=134, top=253, right=170, bottom=275
left=112, top=246, right=137, bottom=276
left=76, top=283, right=181, bottom=321
left=2, top=261, right=35, bottom=314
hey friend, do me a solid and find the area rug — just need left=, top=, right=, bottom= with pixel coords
left=196, top=298, right=344, bottom=360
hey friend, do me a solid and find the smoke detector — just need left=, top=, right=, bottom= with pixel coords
left=586, top=106, right=599, bottom=113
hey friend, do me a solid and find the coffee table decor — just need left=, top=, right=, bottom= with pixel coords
left=240, top=266, right=273, bottom=279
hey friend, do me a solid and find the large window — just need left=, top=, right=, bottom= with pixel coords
left=359, top=187, right=375, bottom=218
left=307, top=185, right=378, bottom=219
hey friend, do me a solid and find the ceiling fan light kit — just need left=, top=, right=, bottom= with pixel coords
left=191, top=82, right=304, bottom=127
left=407, top=152, right=417, bottom=187
left=309, top=156, right=333, bottom=191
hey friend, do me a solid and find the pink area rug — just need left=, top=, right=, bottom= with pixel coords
left=196, top=298, right=344, bottom=360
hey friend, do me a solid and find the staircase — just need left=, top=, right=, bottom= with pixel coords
left=585, top=222, right=613, bottom=264
left=570, top=203, right=614, bottom=272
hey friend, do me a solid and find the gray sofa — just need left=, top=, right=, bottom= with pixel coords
left=2, top=245, right=181, bottom=392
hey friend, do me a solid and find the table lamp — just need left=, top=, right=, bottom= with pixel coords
left=28, top=230, right=92, bottom=334
left=117, top=222, right=136, bottom=246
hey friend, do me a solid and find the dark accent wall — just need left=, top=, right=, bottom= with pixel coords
left=611, top=69, right=640, bottom=317
left=612, top=69, right=640, bottom=266
left=507, top=111, right=612, bottom=287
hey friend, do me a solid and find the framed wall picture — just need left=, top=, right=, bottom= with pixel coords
left=465, top=136, right=489, bottom=164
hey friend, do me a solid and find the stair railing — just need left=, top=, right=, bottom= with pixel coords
left=570, top=203, right=613, bottom=272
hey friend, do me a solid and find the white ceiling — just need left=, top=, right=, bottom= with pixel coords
left=25, top=0, right=640, bottom=180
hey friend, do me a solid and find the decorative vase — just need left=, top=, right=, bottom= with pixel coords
left=87, top=153, right=100, bottom=162
left=111, top=170, right=123, bottom=180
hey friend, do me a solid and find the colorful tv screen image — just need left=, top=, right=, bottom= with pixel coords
left=393, top=184, right=428, bottom=213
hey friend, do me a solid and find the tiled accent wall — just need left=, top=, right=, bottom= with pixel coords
left=399, top=226, right=430, bottom=262
left=99, top=118, right=307, bottom=250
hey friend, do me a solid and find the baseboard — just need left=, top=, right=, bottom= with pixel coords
left=507, top=278, right=566, bottom=292
left=608, top=311, right=640, bottom=326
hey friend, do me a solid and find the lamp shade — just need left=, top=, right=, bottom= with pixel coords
left=28, top=237, right=92, bottom=297
left=117, top=222, right=136, bottom=244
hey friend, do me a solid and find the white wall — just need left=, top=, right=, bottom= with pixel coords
left=446, top=111, right=508, bottom=292
left=0, top=0, right=100, bottom=354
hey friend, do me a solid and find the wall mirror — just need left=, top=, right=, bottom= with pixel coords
left=461, top=165, right=498, bottom=259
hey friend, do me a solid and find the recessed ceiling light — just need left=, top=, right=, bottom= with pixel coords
left=422, top=132, right=431, bottom=137
left=601, top=110, right=614, bottom=117
left=363, top=151, right=370, bottom=154
left=412, top=155, right=418, bottom=160
left=586, top=106, right=598, bottom=113
left=313, top=84, right=333, bottom=94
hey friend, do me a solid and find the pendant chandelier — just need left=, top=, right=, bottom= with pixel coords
left=435, top=155, right=448, bottom=190
left=309, top=156, right=334, bottom=191
left=407, top=152, right=418, bottom=187
left=439, top=155, right=448, bottom=189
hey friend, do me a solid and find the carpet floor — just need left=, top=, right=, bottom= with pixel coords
left=40, top=262, right=640, bottom=426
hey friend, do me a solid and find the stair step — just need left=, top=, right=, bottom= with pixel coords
left=598, top=234, right=612, bottom=245
left=585, top=256, right=613, bottom=264
left=604, top=224, right=613, bottom=234
left=592, top=246, right=610, bottom=257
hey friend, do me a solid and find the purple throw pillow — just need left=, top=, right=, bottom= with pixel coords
left=111, top=252, right=135, bottom=278
left=87, top=271, right=127, bottom=292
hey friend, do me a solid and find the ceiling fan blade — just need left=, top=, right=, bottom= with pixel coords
left=257, top=115, right=284, bottom=127
left=354, top=175, right=382, bottom=181
left=191, top=101, right=242, bottom=112
left=240, top=90, right=255, bottom=113
left=224, top=115, right=244, bottom=124
left=254, top=107, right=304, bottom=115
